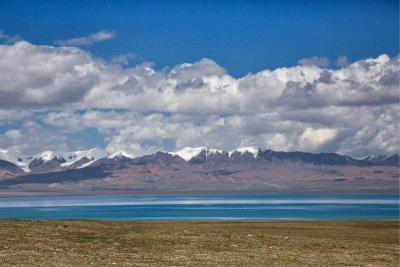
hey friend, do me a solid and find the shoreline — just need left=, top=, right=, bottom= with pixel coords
left=1, top=218, right=399, bottom=222
left=0, top=190, right=398, bottom=198
left=3, top=218, right=398, bottom=225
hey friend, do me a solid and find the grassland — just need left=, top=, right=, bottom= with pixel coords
left=0, top=220, right=398, bottom=266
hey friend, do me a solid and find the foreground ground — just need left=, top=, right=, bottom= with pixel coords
left=0, top=220, right=398, bottom=266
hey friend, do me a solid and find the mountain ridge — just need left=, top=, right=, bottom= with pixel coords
left=1, top=147, right=398, bottom=175
left=0, top=146, right=398, bottom=196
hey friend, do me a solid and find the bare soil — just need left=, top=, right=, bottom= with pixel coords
left=0, top=220, right=398, bottom=266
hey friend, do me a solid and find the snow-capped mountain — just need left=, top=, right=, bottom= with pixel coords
left=363, top=154, right=399, bottom=166
left=0, top=149, right=59, bottom=172
left=0, top=148, right=30, bottom=172
left=170, top=146, right=258, bottom=161
left=0, top=148, right=107, bottom=173
left=170, top=147, right=223, bottom=161
left=60, top=148, right=108, bottom=167
left=0, top=146, right=398, bottom=177
left=0, top=146, right=398, bottom=195
left=230, top=146, right=258, bottom=158
left=107, top=151, right=135, bottom=160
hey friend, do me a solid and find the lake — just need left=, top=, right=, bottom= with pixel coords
left=0, top=194, right=398, bottom=221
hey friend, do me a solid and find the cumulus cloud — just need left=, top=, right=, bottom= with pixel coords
left=297, top=56, right=330, bottom=67
left=0, top=110, right=30, bottom=124
left=0, top=30, right=21, bottom=44
left=0, top=40, right=398, bottom=157
left=336, top=56, right=349, bottom=67
left=39, top=104, right=399, bottom=158
left=0, top=121, right=69, bottom=154
left=0, top=41, right=100, bottom=108
left=4, top=129, right=22, bottom=140
left=110, top=53, right=139, bottom=66
left=1, top=41, right=398, bottom=113
left=55, top=30, right=114, bottom=46
left=299, top=128, right=337, bottom=151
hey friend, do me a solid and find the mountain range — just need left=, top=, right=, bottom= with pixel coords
left=0, top=147, right=398, bottom=196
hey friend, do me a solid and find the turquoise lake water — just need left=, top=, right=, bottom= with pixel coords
left=0, top=194, right=398, bottom=221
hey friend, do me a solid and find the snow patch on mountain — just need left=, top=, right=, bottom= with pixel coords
left=203, top=148, right=224, bottom=157
left=77, top=160, right=97, bottom=169
left=0, top=148, right=108, bottom=172
left=59, top=148, right=107, bottom=167
left=2, top=146, right=397, bottom=171
left=364, top=155, right=378, bottom=161
left=170, top=147, right=207, bottom=161
left=0, top=148, right=31, bottom=172
left=172, top=146, right=258, bottom=161
left=107, top=151, right=135, bottom=159
left=39, top=151, right=54, bottom=161
left=230, top=146, right=258, bottom=158
left=383, top=154, right=397, bottom=161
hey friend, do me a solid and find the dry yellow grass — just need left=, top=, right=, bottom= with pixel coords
left=0, top=220, right=398, bottom=266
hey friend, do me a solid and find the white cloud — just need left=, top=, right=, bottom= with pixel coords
left=39, top=104, right=399, bottom=157
left=0, top=110, right=30, bottom=124
left=110, top=53, right=138, bottom=65
left=4, top=129, right=22, bottom=140
left=0, top=41, right=101, bottom=108
left=1, top=41, right=398, bottom=113
left=0, top=30, right=21, bottom=44
left=55, top=30, right=114, bottom=46
left=336, top=56, right=349, bottom=67
left=297, top=56, right=330, bottom=67
left=0, top=40, right=398, bottom=157
left=0, top=121, right=69, bottom=154
left=299, top=128, right=337, bottom=151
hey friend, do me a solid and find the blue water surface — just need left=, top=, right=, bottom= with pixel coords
left=0, top=194, right=398, bottom=221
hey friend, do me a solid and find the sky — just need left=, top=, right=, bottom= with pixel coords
left=0, top=0, right=399, bottom=157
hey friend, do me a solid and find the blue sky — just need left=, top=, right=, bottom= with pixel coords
left=0, top=1, right=398, bottom=156
left=1, top=0, right=398, bottom=76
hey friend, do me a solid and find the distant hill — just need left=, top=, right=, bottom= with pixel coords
left=0, top=147, right=398, bottom=196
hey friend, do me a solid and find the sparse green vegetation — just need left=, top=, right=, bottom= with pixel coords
left=0, top=220, right=398, bottom=266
